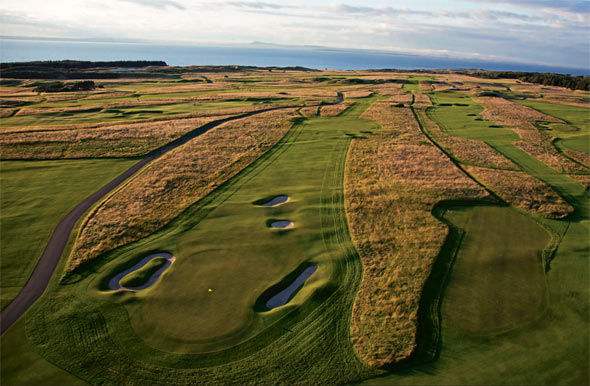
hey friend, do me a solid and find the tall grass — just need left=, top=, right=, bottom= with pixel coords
left=347, top=100, right=488, bottom=366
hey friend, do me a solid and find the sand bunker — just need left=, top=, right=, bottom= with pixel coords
left=109, top=252, right=175, bottom=291
left=270, top=220, right=294, bottom=229
left=266, top=264, right=317, bottom=310
left=260, top=195, right=290, bottom=207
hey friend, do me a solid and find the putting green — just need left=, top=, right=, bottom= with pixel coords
left=22, top=96, right=384, bottom=384
left=516, top=100, right=590, bottom=132
left=557, top=134, right=590, bottom=154
left=0, top=158, right=137, bottom=309
left=515, top=100, right=590, bottom=154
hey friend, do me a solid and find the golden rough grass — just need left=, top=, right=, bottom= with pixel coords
left=0, top=104, right=278, bottom=133
left=475, top=96, right=586, bottom=172
left=419, top=82, right=434, bottom=91
left=515, top=141, right=588, bottom=173
left=389, top=93, right=414, bottom=105
left=369, top=83, right=405, bottom=95
left=0, top=108, right=16, bottom=118
left=67, top=108, right=298, bottom=271
left=565, top=149, right=590, bottom=167
left=415, top=107, right=518, bottom=170
left=412, top=92, right=433, bottom=109
left=319, top=101, right=355, bottom=117
left=475, top=96, right=560, bottom=140
left=348, top=101, right=488, bottom=367
left=299, top=106, right=319, bottom=118
left=343, top=90, right=374, bottom=98
left=465, top=165, right=573, bottom=218
left=567, top=173, right=590, bottom=189
left=14, top=99, right=191, bottom=117
left=0, top=115, right=233, bottom=159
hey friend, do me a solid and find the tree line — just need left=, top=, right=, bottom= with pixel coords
left=469, top=71, right=589, bottom=91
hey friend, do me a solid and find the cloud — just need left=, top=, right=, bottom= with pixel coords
left=225, top=1, right=284, bottom=10
left=468, top=0, right=589, bottom=13
left=334, top=4, right=434, bottom=17
left=331, top=3, right=570, bottom=24
left=120, top=0, right=185, bottom=10
left=462, top=0, right=589, bottom=22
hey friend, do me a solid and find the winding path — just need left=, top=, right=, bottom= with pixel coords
left=0, top=92, right=343, bottom=335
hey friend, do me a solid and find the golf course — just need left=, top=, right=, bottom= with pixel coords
left=0, top=65, right=588, bottom=385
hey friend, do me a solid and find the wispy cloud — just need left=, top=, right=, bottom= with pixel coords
left=465, top=0, right=589, bottom=13
left=120, top=0, right=185, bottom=10
left=225, top=1, right=284, bottom=10
left=334, top=4, right=434, bottom=17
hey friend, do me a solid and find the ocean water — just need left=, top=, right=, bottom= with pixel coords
left=0, top=39, right=586, bottom=75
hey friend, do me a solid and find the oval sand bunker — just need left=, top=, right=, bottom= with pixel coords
left=270, top=220, right=294, bottom=229
left=109, top=252, right=175, bottom=291
left=266, top=264, right=317, bottom=310
left=260, top=195, right=290, bottom=207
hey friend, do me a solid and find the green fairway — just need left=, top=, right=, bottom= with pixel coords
left=427, top=91, right=589, bottom=217
left=403, top=76, right=433, bottom=92
left=361, top=90, right=590, bottom=385
left=1, top=318, right=84, bottom=385
left=558, top=134, right=590, bottom=153
left=515, top=100, right=590, bottom=154
left=442, top=205, right=549, bottom=334
left=12, top=96, right=386, bottom=384
left=516, top=100, right=590, bottom=131
left=0, top=159, right=137, bottom=309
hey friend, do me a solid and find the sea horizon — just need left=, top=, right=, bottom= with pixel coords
left=1, top=37, right=587, bottom=76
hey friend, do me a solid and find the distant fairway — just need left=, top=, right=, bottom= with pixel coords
left=558, top=134, right=590, bottom=153
left=516, top=99, right=590, bottom=154
left=0, top=158, right=136, bottom=309
left=516, top=100, right=590, bottom=131
left=427, top=91, right=588, bottom=217
left=403, top=75, right=433, bottom=92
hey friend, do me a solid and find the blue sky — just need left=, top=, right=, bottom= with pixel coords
left=1, top=0, right=588, bottom=69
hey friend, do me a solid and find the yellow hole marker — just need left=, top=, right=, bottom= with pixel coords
left=208, top=288, right=213, bottom=292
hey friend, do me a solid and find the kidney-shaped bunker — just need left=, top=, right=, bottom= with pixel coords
left=255, top=263, right=318, bottom=311
left=255, top=195, right=290, bottom=207
left=109, top=252, right=175, bottom=291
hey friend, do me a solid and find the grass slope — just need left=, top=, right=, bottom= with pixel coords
left=0, top=158, right=137, bottom=309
